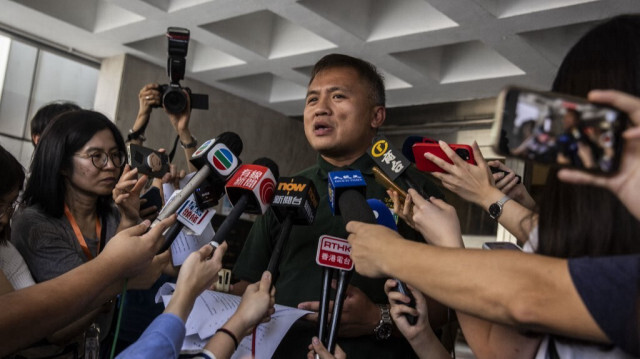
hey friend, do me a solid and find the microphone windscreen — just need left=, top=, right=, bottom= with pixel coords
left=216, top=132, right=243, bottom=156
left=367, top=199, right=398, bottom=231
left=402, top=136, right=424, bottom=163
left=253, top=157, right=280, bottom=179
left=338, top=189, right=376, bottom=225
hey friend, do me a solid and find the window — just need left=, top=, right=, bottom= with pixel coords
left=0, top=33, right=99, bottom=167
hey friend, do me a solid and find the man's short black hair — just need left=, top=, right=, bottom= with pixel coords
left=309, top=53, right=386, bottom=107
left=30, top=101, right=81, bottom=144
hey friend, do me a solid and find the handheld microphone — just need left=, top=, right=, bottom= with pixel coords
left=367, top=199, right=418, bottom=325
left=324, top=170, right=376, bottom=353
left=401, top=136, right=437, bottom=163
left=267, top=177, right=319, bottom=284
left=209, top=158, right=279, bottom=245
left=154, top=132, right=242, bottom=252
left=368, top=135, right=423, bottom=194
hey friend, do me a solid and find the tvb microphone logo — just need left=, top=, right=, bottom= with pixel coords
left=208, top=144, right=238, bottom=176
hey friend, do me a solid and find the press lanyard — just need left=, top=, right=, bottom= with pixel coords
left=64, top=204, right=103, bottom=260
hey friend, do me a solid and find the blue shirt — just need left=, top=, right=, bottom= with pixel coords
left=117, top=313, right=185, bottom=359
left=569, top=254, right=640, bottom=356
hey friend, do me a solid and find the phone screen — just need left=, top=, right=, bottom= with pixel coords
left=482, top=241, right=522, bottom=251
left=494, top=87, right=627, bottom=173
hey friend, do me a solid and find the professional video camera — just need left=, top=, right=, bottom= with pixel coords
left=156, top=27, right=209, bottom=114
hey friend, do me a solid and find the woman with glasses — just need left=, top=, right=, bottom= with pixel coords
left=11, top=110, right=156, bottom=356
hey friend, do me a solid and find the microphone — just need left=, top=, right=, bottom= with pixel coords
left=324, top=170, right=376, bottom=353
left=267, top=177, right=319, bottom=284
left=368, top=135, right=424, bottom=195
left=209, top=158, right=279, bottom=245
left=367, top=199, right=417, bottom=325
left=401, top=136, right=437, bottom=163
left=154, top=132, right=242, bottom=252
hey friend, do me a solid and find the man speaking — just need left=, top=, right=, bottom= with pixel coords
left=232, top=54, right=443, bottom=358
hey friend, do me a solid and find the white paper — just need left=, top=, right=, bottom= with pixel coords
left=156, top=283, right=311, bottom=359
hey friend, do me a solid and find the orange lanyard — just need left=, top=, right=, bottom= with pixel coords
left=64, top=204, right=102, bottom=260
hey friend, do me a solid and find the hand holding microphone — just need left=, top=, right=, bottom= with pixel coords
left=154, top=132, right=243, bottom=253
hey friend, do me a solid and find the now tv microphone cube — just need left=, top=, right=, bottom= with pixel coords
left=190, top=138, right=241, bottom=179
left=225, top=164, right=277, bottom=215
left=272, top=176, right=319, bottom=225
left=327, top=170, right=366, bottom=216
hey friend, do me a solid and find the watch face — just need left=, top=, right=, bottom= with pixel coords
left=375, top=323, right=392, bottom=340
left=489, top=203, right=501, bottom=219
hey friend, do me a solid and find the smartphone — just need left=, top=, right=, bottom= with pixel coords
left=140, top=187, right=163, bottom=211
left=482, top=241, right=523, bottom=251
left=412, top=143, right=476, bottom=172
left=127, top=143, right=170, bottom=178
left=492, top=86, right=627, bottom=173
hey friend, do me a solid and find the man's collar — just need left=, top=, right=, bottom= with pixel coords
left=316, top=153, right=375, bottom=180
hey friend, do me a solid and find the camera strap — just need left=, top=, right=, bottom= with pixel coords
left=168, top=135, right=180, bottom=163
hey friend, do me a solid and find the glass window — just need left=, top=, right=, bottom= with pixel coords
left=0, top=33, right=99, bottom=168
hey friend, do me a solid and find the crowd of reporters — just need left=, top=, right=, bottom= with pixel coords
left=0, top=13, right=638, bottom=359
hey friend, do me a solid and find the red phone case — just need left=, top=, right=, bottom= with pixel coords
left=412, top=143, right=476, bottom=172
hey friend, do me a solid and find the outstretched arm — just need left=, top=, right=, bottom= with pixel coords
left=0, top=218, right=174, bottom=356
left=426, top=141, right=537, bottom=243
left=345, top=222, right=606, bottom=344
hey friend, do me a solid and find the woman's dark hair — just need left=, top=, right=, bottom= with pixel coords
left=0, top=146, right=25, bottom=196
left=310, top=53, right=386, bottom=107
left=537, top=14, right=640, bottom=258
left=23, top=110, right=125, bottom=218
left=30, top=101, right=81, bottom=145
left=552, top=15, right=640, bottom=97
left=0, top=145, right=25, bottom=244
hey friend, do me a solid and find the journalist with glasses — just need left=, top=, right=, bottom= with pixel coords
left=11, top=110, right=158, bottom=356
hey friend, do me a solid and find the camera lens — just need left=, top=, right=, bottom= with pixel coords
left=455, top=148, right=470, bottom=160
left=163, top=88, right=187, bottom=114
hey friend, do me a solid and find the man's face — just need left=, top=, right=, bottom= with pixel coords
left=304, top=67, right=384, bottom=163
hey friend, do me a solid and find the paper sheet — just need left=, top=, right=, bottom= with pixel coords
left=156, top=283, right=310, bottom=359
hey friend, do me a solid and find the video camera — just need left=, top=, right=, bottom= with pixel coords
left=156, top=27, right=209, bottom=114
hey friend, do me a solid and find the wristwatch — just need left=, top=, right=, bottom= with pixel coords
left=374, top=304, right=392, bottom=340
left=489, top=195, right=511, bottom=220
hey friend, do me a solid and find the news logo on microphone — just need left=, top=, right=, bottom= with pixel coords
left=369, top=135, right=411, bottom=180
left=225, top=164, right=276, bottom=214
left=316, top=235, right=353, bottom=271
left=327, top=170, right=366, bottom=215
left=272, top=176, right=319, bottom=225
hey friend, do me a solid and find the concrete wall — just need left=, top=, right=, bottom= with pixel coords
left=95, top=54, right=317, bottom=177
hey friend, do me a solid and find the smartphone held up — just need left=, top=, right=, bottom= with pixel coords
left=492, top=86, right=627, bottom=173
left=127, top=144, right=170, bottom=178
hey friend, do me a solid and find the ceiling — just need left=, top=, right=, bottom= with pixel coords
left=0, top=0, right=639, bottom=116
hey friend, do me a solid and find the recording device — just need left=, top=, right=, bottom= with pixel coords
left=209, top=158, right=279, bottom=245
left=482, top=241, right=523, bottom=251
left=319, top=170, right=376, bottom=353
left=155, top=27, right=209, bottom=114
left=368, top=135, right=430, bottom=201
left=127, top=143, right=170, bottom=178
left=412, top=143, right=476, bottom=173
left=140, top=187, right=163, bottom=212
left=492, top=86, right=627, bottom=173
left=267, top=177, right=319, bottom=284
left=402, top=136, right=438, bottom=163
left=367, top=198, right=417, bottom=325
left=372, top=166, right=407, bottom=203
left=153, top=132, right=242, bottom=252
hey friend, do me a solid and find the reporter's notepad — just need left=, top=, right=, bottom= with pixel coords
left=156, top=283, right=311, bottom=358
